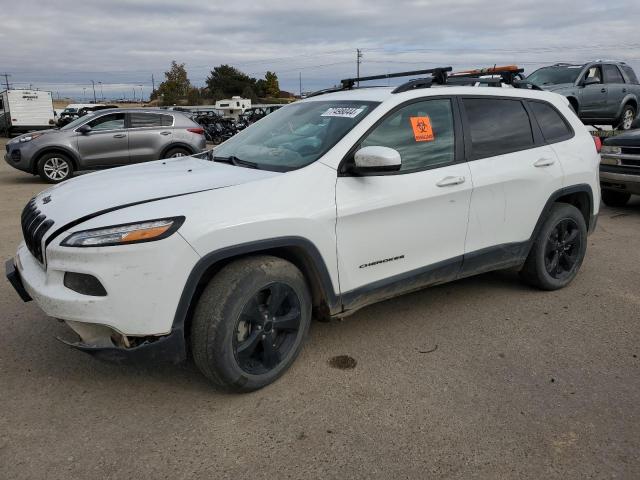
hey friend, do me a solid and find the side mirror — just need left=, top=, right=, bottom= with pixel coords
left=583, top=77, right=600, bottom=87
left=77, top=124, right=92, bottom=134
left=352, top=146, right=401, bottom=174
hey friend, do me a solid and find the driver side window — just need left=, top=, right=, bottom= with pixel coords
left=360, top=99, right=455, bottom=172
left=87, top=113, right=125, bottom=131
left=584, top=66, right=603, bottom=84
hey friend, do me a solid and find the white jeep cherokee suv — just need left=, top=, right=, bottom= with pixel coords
left=6, top=71, right=600, bottom=392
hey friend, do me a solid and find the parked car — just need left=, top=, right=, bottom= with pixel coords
left=527, top=61, right=640, bottom=130
left=5, top=75, right=600, bottom=392
left=4, top=109, right=207, bottom=183
left=56, top=104, right=119, bottom=128
left=600, top=131, right=640, bottom=206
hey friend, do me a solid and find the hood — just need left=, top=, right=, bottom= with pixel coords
left=603, top=128, right=640, bottom=146
left=537, top=83, right=575, bottom=92
left=8, top=128, right=60, bottom=144
left=32, top=156, right=280, bottom=234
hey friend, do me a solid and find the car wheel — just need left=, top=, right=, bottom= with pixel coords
left=617, top=104, right=636, bottom=131
left=163, top=147, right=190, bottom=158
left=37, top=153, right=73, bottom=183
left=191, top=255, right=312, bottom=392
left=601, top=189, right=631, bottom=207
left=519, top=203, right=587, bottom=291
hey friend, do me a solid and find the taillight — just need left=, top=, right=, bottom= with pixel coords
left=592, top=135, right=602, bottom=153
left=187, top=128, right=205, bottom=135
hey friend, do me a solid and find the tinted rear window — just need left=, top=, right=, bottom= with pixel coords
left=603, top=64, right=625, bottom=84
left=129, top=113, right=173, bottom=128
left=620, top=65, right=639, bottom=84
left=463, top=98, right=534, bottom=159
left=528, top=101, right=573, bottom=143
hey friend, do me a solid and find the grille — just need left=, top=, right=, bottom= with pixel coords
left=21, top=199, right=54, bottom=264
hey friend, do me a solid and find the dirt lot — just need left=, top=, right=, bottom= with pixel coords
left=0, top=137, right=639, bottom=479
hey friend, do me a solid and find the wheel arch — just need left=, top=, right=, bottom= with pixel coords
left=160, top=142, right=196, bottom=158
left=31, top=147, right=80, bottom=173
left=531, top=184, right=594, bottom=243
left=173, top=237, right=341, bottom=341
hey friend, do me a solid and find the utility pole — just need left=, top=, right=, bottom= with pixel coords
left=98, top=81, right=104, bottom=101
left=299, top=72, right=302, bottom=98
left=91, top=80, right=97, bottom=103
left=0, top=73, right=10, bottom=90
left=151, top=74, right=155, bottom=93
left=356, top=49, right=363, bottom=86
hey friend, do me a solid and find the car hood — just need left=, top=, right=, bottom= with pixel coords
left=603, top=128, right=640, bottom=146
left=32, top=156, right=280, bottom=233
left=537, top=83, right=575, bottom=92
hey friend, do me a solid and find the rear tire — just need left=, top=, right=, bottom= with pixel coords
left=37, top=153, right=73, bottom=183
left=519, top=203, right=587, bottom=291
left=163, top=147, right=190, bottom=158
left=601, top=189, right=631, bottom=207
left=616, top=104, right=636, bottom=131
left=191, top=256, right=312, bottom=392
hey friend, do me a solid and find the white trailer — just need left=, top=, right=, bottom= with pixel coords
left=214, top=96, right=251, bottom=120
left=0, top=89, right=56, bottom=136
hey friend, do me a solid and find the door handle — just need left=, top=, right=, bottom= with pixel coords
left=534, top=157, right=555, bottom=167
left=113, top=134, right=126, bottom=138
left=160, top=131, right=171, bottom=136
left=623, top=88, right=627, bottom=93
left=436, top=176, right=466, bottom=187
left=600, top=88, right=607, bottom=93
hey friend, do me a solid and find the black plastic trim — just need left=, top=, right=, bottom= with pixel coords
left=5, top=259, right=32, bottom=302
left=171, top=236, right=341, bottom=332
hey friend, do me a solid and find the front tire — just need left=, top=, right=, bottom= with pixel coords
left=191, top=256, right=312, bottom=392
left=519, top=203, right=587, bottom=291
left=37, top=153, right=73, bottom=183
left=617, top=104, right=636, bottom=131
left=601, top=189, right=631, bottom=207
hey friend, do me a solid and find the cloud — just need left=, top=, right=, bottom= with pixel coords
left=3, top=0, right=640, bottom=97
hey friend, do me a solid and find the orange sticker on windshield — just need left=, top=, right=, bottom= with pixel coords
left=410, top=116, right=434, bottom=142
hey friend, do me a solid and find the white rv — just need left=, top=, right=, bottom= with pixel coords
left=0, top=89, right=56, bottom=136
left=214, top=96, right=251, bottom=120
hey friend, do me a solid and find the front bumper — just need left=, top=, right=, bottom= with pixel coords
left=600, top=166, right=640, bottom=195
left=6, top=231, right=200, bottom=363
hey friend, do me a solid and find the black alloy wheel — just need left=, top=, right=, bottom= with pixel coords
left=233, top=283, right=302, bottom=375
left=544, top=218, right=582, bottom=280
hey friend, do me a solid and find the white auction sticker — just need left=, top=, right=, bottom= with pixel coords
left=321, top=107, right=364, bottom=118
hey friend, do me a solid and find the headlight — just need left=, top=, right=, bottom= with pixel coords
left=61, top=217, right=185, bottom=247
left=19, top=133, right=44, bottom=143
left=600, top=146, right=621, bottom=155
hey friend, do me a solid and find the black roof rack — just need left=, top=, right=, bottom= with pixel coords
left=340, top=66, right=452, bottom=90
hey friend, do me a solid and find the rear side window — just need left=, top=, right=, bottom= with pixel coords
left=462, top=98, right=533, bottom=159
left=620, top=65, right=639, bottom=84
left=528, top=101, right=573, bottom=143
left=360, top=99, right=455, bottom=172
left=129, top=113, right=173, bottom=128
left=603, top=64, right=625, bottom=84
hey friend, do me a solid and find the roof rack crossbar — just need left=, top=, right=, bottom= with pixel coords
left=340, top=66, right=452, bottom=89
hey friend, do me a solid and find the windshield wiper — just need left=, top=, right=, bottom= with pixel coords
left=213, top=155, right=260, bottom=169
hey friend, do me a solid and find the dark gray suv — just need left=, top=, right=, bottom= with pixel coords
left=527, top=61, right=640, bottom=130
left=4, top=109, right=207, bottom=183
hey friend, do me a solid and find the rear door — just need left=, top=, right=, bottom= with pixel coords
left=580, top=66, right=608, bottom=118
left=602, top=64, right=627, bottom=118
left=460, top=96, right=563, bottom=274
left=336, top=97, right=472, bottom=306
left=127, top=112, right=175, bottom=163
left=76, top=112, right=128, bottom=167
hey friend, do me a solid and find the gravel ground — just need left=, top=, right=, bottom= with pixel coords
left=1, top=137, right=639, bottom=479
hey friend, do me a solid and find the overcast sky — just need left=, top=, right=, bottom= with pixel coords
left=3, top=0, right=640, bottom=100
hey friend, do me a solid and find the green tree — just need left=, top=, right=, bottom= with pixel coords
left=264, top=71, right=280, bottom=98
left=153, top=61, right=191, bottom=105
left=206, top=65, right=256, bottom=97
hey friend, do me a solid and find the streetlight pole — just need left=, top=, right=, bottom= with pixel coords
left=83, top=87, right=87, bottom=101
left=138, top=85, right=143, bottom=104
left=98, top=81, right=104, bottom=101
left=91, top=80, right=97, bottom=103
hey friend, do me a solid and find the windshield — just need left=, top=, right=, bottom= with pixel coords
left=60, top=112, right=97, bottom=130
left=212, top=100, right=379, bottom=171
left=527, top=66, right=582, bottom=85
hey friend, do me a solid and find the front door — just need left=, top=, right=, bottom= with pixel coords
left=76, top=112, right=128, bottom=167
left=580, top=66, right=608, bottom=118
left=336, top=98, right=472, bottom=309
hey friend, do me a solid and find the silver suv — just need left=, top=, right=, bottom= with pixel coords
left=4, top=109, right=207, bottom=183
